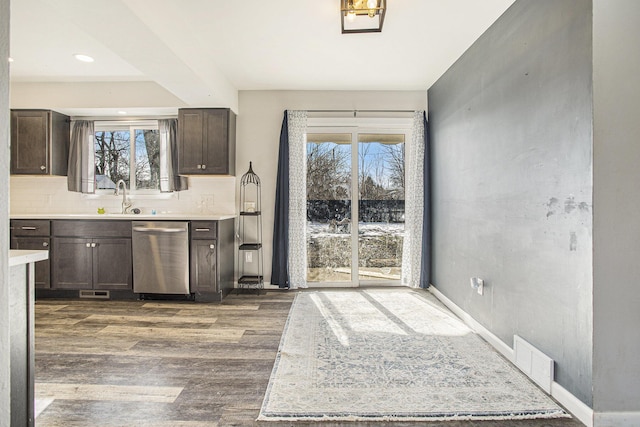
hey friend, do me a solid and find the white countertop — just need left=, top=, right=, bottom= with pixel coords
left=11, top=213, right=237, bottom=221
left=9, top=250, right=49, bottom=267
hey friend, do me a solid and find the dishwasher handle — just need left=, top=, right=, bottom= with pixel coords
left=132, top=226, right=186, bottom=233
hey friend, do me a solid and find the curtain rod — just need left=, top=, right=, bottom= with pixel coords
left=71, top=115, right=178, bottom=121
left=306, top=109, right=416, bottom=113
left=306, top=109, right=418, bottom=118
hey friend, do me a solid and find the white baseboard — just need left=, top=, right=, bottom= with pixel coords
left=261, top=282, right=280, bottom=290
left=428, top=285, right=514, bottom=361
left=552, top=382, right=593, bottom=427
left=594, top=411, right=640, bottom=427
left=428, top=285, right=594, bottom=427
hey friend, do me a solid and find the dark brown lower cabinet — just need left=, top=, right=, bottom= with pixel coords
left=93, top=239, right=132, bottom=290
left=190, top=219, right=234, bottom=301
left=191, top=239, right=218, bottom=294
left=52, top=238, right=132, bottom=290
left=10, top=218, right=235, bottom=302
left=10, top=237, right=51, bottom=288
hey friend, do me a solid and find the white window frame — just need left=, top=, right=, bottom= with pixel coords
left=306, top=116, right=412, bottom=288
left=93, top=120, right=161, bottom=195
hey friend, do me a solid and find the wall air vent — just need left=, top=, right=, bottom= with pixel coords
left=514, top=335, right=554, bottom=394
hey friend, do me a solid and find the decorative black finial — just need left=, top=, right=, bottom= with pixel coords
left=241, top=161, right=260, bottom=186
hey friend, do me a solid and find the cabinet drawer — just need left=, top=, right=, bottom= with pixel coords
left=52, top=220, right=132, bottom=238
left=191, top=221, right=217, bottom=240
left=10, top=220, right=51, bottom=236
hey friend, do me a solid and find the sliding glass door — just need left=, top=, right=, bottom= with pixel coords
left=306, top=132, right=353, bottom=283
left=357, top=134, right=404, bottom=283
left=306, top=126, right=407, bottom=286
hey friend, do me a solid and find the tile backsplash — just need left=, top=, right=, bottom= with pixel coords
left=10, top=175, right=236, bottom=215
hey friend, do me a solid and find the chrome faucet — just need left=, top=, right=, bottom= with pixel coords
left=115, top=179, right=132, bottom=214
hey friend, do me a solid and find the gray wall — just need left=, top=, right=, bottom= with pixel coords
left=236, top=90, right=427, bottom=284
left=1, top=0, right=11, bottom=423
left=428, top=0, right=593, bottom=405
left=592, top=0, right=640, bottom=413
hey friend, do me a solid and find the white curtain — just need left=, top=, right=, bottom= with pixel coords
left=401, top=111, right=425, bottom=288
left=67, top=120, right=95, bottom=193
left=287, top=110, right=308, bottom=289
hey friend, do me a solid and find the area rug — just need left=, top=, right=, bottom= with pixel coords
left=258, top=288, right=568, bottom=422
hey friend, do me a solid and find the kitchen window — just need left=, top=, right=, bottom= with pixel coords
left=94, top=120, right=160, bottom=192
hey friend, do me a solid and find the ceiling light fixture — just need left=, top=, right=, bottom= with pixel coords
left=8, top=57, right=14, bottom=63
left=341, top=0, right=386, bottom=34
left=73, top=53, right=94, bottom=63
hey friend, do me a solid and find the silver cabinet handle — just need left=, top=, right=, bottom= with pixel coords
left=202, top=164, right=206, bottom=169
left=42, top=242, right=49, bottom=247
left=40, top=165, right=46, bottom=171
left=91, top=243, right=97, bottom=248
left=195, top=228, right=210, bottom=232
left=209, top=244, right=215, bottom=249
left=86, top=243, right=91, bottom=248
left=21, top=226, right=37, bottom=230
left=133, top=227, right=185, bottom=233
left=196, top=164, right=202, bottom=169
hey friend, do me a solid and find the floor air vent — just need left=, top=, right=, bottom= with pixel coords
left=79, top=290, right=110, bottom=299
left=514, top=335, right=554, bottom=394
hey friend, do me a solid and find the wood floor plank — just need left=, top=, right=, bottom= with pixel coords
left=36, top=383, right=184, bottom=403
left=125, top=345, right=277, bottom=360
left=35, top=400, right=223, bottom=427
left=33, top=304, right=69, bottom=313
left=144, top=302, right=260, bottom=311
left=96, top=325, right=245, bottom=342
left=35, top=325, right=109, bottom=338
left=34, top=318, right=84, bottom=326
left=35, top=337, right=139, bottom=354
left=85, top=314, right=220, bottom=325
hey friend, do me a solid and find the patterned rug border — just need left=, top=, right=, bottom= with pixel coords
left=257, top=411, right=569, bottom=423
left=258, top=290, right=570, bottom=422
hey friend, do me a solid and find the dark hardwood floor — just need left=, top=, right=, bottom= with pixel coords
left=34, top=290, right=584, bottom=426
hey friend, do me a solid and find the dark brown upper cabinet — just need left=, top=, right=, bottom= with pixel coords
left=10, top=109, right=70, bottom=175
left=178, top=108, right=236, bottom=175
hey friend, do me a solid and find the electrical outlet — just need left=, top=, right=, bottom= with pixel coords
left=245, top=252, right=253, bottom=263
left=470, top=277, right=484, bottom=295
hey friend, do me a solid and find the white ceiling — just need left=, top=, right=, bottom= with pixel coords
left=9, top=0, right=515, bottom=115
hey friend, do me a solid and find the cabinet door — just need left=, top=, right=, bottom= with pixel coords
left=190, top=239, right=218, bottom=293
left=52, top=238, right=92, bottom=289
left=93, top=238, right=132, bottom=290
left=11, top=110, right=49, bottom=174
left=10, top=237, right=51, bottom=289
left=178, top=109, right=205, bottom=174
left=202, top=109, right=229, bottom=174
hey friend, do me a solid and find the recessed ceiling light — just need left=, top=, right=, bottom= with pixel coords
left=74, top=54, right=94, bottom=63
left=8, top=57, right=14, bottom=63
left=117, top=111, right=127, bottom=115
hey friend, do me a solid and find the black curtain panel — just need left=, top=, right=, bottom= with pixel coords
left=420, top=112, right=431, bottom=288
left=271, top=111, right=290, bottom=288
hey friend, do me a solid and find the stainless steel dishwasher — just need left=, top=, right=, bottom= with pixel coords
left=132, top=221, right=190, bottom=295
